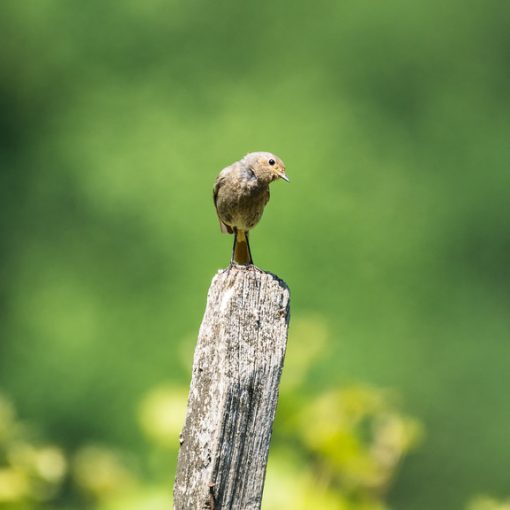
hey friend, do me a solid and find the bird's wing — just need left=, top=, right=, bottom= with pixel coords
left=213, top=169, right=233, bottom=234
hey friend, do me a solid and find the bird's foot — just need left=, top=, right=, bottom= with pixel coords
left=221, top=261, right=263, bottom=275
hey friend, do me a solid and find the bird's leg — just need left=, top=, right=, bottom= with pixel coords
left=246, top=234, right=262, bottom=272
left=245, top=232, right=254, bottom=266
left=229, top=228, right=238, bottom=267
left=220, top=229, right=237, bottom=275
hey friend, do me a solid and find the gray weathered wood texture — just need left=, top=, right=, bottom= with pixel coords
left=173, top=266, right=290, bottom=510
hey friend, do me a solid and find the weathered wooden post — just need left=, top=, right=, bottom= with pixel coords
left=173, top=265, right=290, bottom=510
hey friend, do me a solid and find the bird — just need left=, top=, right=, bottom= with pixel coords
left=213, top=151, right=289, bottom=266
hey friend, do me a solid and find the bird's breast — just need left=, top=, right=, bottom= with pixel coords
left=216, top=180, right=269, bottom=231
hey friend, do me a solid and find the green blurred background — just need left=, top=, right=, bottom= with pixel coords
left=1, top=1, right=510, bottom=509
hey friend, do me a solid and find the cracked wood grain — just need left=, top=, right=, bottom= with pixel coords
left=173, top=266, right=290, bottom=510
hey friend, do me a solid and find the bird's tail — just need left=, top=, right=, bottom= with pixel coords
left=233, top=229, right=253, bottom=265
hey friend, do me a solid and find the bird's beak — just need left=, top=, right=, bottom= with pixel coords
left=279, top=172, right=290, bottom=182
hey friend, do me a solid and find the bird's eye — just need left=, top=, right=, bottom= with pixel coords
left=269, top=159, right=275, bottom=166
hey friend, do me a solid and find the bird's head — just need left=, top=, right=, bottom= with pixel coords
left=243, top=152, right=289, bottom=184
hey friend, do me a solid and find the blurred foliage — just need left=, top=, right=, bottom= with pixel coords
left=0, top=317, right=422, bottom=509
left=265, top=316, right=423, bottom=510
left=468, top=498, right=510, bottom=510
left=0, top=394, right=66, bottom=507
left=1, top=1, right=509, bottom=509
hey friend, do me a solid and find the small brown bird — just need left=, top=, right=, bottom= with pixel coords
left=213, top=152, right=289, bottom=265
